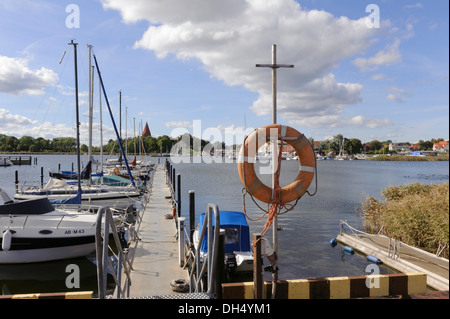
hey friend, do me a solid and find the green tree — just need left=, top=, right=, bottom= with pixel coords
left=369, top=140, right=382, bottom=152
left=17, top=136, right=35, bottom=152
left=346, top=138, right=363, bottom=155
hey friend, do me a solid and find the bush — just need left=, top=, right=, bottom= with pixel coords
left=358, top=183, right=449, bottom=257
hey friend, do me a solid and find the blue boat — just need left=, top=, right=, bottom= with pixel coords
left=195, top=211, right=253, bottom=279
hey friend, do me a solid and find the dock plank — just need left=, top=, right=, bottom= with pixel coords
left=124, top=165, right=189, bottom=298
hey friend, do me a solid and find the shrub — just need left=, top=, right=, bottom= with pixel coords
left=358, top=183, right=449, bottom=257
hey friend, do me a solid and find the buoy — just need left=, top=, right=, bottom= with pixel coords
left=238, top=124, right=316, bottom=204
left=367, top=255, right=382, bottom=264
left=330, top=238, right=337, bottom=247
left=2, top=230, right=12, bottom=252
left=170, top=279, right=189, bottom=293
left=344, top=246, right=354, bottom=254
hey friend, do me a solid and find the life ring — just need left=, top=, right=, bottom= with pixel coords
left=170, top=279, right=189, bottom=293
left=237, top=124, right=315, bottom=204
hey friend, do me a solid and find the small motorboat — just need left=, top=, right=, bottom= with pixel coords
left=0, top=157, right=13, bottom=167
left=1, top=187, right=99, bottom=264
left=194, top=211, right=253, bottom=280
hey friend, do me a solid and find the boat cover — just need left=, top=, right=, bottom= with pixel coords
left=0, top=198, right=55, bottom=215
left=199, top=211, right=251, bottom=254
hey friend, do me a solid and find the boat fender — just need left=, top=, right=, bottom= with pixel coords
left=172, top=206, right=176, bottom=218
left=2, top=230, right=12, bottom=252
left=344, top=246, right=354, bottom=254
left=367, top=255, right=382, bottom=264
left=330, top=238, right=337, bottom=247
left=170, top=279, right=189, bottom=293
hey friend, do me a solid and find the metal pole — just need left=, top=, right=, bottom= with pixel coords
left=69, top=40, right=81, bottom=193
left=88, top=44, right=93, bottom=163
left=256, top=44, right=294, bottom=299
left=271, top=45, right=278, bottom=300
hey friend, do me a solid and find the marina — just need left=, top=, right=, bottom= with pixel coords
left=0, top=154, right=449, bottom=299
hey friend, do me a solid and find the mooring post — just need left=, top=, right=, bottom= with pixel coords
left=40, top=167, right=44, bottom=188
left=177, top=174, right=181, bottom=217
left=178, top=217, right=185, bottom=267
left=189, top=190, right=195, bottom=244
left=253, top=234, right=263, bottom=299
left=15, top=170, right=18, bottom=193
left=216, top=229, right=225, bottom=299
left=172, top=167, right=176, bottom=195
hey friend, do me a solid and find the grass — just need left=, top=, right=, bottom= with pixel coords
left=367, top=154, right=449, bottom=161
left=357, top=182, right=449, bottom=258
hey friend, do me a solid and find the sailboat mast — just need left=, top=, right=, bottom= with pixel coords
left=88, top=44, right=93, bottom=163
left=69, top=40, right=82, bottom=192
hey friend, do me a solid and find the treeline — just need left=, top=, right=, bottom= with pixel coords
left=0, top=133, right=223, bottom=154
left=316, top=134, right=447, bottom=155
left=1, top=132, right=446, bottom=155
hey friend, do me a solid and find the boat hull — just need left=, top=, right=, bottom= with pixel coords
left=0, top=242, right=95, bottom=264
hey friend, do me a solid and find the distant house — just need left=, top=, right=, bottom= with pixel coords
left=410, top=144, right=419, bottom=151
left=281, top=144, right=295, bottom=153
left=389, top=142, right=411, bottom=152
left=433, top=141, right=449, bottom=152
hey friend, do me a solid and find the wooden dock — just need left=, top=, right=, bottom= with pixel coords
left=337, top=232, right=449, bottom=291
left=117, top=165, right=189, bottom=298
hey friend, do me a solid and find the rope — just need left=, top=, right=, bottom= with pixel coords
left=242, top=139, right=299, bottom=247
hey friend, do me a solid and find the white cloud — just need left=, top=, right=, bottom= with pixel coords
left=386, top=93, right=405, bottom=103
left=289, top=114, right=392, bottom=129
left=165, top=121, right=192, bottom=129
left=0, top=55, right=57, bottom=95
left=0, top=108, right=38, bottom=129
left=102, top=0, right=392, bottom=129
left=352, top=39, right=402, bottom=72
left=404, top=3, right=423, bottom=9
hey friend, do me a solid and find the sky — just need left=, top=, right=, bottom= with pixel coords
left=0, top=0, right=448, bottom=147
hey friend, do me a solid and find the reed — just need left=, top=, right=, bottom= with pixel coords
left=358, top=182, right=449, bottom=257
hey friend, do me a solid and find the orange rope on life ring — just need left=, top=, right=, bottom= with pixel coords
left=238, top=124, right=316, bottom=204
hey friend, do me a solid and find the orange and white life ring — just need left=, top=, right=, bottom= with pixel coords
left=237, top=124, right=315, bottom=204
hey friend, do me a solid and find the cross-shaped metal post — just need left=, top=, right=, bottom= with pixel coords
left=256, top=44, right=294, bottom=124
left=256, top=44, right=294, bottom=299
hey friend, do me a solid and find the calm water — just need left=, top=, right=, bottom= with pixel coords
left=0, top=154, right=448, bottom=294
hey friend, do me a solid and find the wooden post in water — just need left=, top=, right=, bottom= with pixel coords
left=253, top=234, right=263, bottom=299
left=256, top=44, right=294, bottom=299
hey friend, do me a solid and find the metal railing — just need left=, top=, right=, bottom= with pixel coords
left=188, top=203, right=221, bottom=296
left=95, top=206, right=133, bottom=299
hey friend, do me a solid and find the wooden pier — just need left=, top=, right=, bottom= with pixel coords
left=116, top=164, right=190, bottom=298
left=336, top=229, right=449, bottom=291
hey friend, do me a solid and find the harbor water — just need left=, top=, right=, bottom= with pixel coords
left=0, top=154, right=448, bottom=294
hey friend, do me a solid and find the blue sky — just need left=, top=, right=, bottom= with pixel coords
left=0, top=0, right=448, bottom=147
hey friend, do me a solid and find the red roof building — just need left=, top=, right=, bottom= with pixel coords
left=142, top=122, right=151, bottom=137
